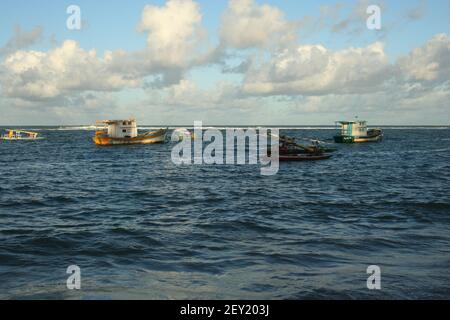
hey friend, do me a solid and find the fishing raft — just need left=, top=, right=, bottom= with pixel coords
left=272, top=135, right=334, bottom=161
left=1, top=129, right=40, bottom=140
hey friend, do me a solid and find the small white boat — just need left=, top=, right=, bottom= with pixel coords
left=172, top=128, right=195, bottom=142
left=1, top=129, right=40, bottom=140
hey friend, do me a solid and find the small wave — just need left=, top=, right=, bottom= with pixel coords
left=0, top=198, right=47, bottom=207
left=404, top=147, right=450, bottom=154
left=381, top=126, right=450, bottom=130
left=37, top=126, right=98, bottom=131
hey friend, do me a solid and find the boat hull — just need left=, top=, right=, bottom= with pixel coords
left=1, top=137, right=41, bottom=141
left=93, top=129, right=167, bottom=146
left=280, top=147, right=337, bottom=154
left=279, top=154, right=332, bottom=161
left=334, top=130, right=383, bottom=143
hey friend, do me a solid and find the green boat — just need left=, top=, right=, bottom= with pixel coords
left=334, top=120, right=383, bottom=143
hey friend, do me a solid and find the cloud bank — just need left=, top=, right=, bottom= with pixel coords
left=0, top=0, right=448, bottom=124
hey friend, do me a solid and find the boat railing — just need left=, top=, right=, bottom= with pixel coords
left=4, top=129, right=39, bottom=139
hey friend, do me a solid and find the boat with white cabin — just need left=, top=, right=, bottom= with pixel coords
left=93, top=119, right=167, bottom=146
left=334, top=120, right=383, bottom=143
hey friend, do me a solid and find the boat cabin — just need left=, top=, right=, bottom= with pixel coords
left=335, top=120, right=368, bottom=137
left=96, top=119, right=138, bottom=138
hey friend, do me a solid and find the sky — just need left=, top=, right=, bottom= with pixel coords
left=0, top=0, right=449, bottom=125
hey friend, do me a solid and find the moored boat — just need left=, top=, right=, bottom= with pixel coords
left=269, top=135, right=333, bottom=161
left=93, top=119, right=167, bottom=146
left=279, top=153, right=332, bottom=161
left=334, top=120, right=383, bottom=143
left=1, top=129, right=40, bottom=140
left=172, top=128, right=195, bottom=142
left=279, top=135, right=336, bottom=155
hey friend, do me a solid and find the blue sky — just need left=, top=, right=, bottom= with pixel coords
left=1, top=0, right=447, bottom=55
left=0, top=0, right=449, bottom=124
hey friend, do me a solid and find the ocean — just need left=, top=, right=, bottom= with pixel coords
left=0, top=127, right=449, bottom=299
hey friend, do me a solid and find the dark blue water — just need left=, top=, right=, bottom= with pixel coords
left=1, top=127, right=449, bottom=299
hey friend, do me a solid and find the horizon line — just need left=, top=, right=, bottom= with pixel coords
left=1, top=124, right=449, bottom=127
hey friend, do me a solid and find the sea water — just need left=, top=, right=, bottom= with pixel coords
left=0, top=127, right=449, bottom=299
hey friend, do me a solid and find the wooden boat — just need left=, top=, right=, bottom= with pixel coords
left=1, top=129, right=40, bottom=140
left=93, top=119, right=167, bottom=146
left=268, top=135, right=333, bottom=161
left=278, top=135, right=336, bottom=155
left=280, top=144, right=336, bottom=155
left=334, top=120, right=383, bottom=143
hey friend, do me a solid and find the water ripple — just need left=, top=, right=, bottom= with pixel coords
left=0, top=128, right=449, bottom=299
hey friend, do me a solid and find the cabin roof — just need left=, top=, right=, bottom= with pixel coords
left=6, top=129, right=38, bottom=135
left=336, top=120, right=367, bottom=124
left=96, top=119, right=136, bottom=125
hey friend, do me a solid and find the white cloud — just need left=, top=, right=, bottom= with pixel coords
left=332, top=0, right=374, bottom=34
left=0, top=0, right=211, bottom=101
left=149, top=79, right=240, bottom=108
left=1, top=40, right=140, bottom=100
left=138, top=0, right=205, bottom=66
left=242, top=42, right=391, bottom=96
left=0, top=26, right=43, bottom=57
left=0, top=0, right=448, bottom=125
left=220, top=0, right=296, bottom=49
left=0, top=90, right=122, bottom=125
left=398, top=33, right=450, bottom=82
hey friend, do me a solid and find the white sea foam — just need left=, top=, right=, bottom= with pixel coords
left=38, top=126, right=98, bottom=131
